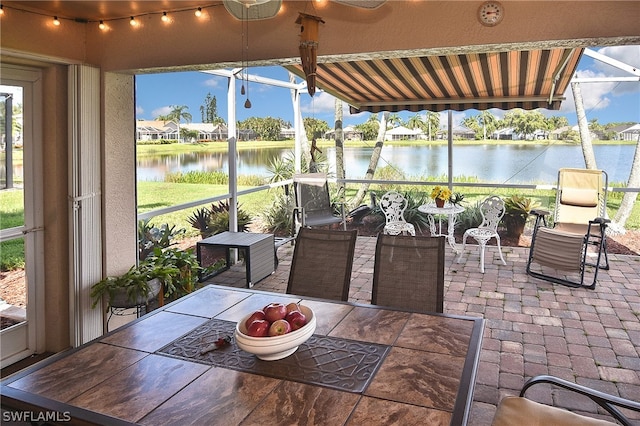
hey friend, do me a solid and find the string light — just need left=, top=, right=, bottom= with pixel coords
left=0, top=4, right=223, bottom=30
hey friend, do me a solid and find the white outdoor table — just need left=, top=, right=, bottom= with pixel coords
left=418, top=202, right=465, bottom=253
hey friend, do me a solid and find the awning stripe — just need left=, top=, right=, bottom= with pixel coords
left=286, top=47, right=583, bottom=113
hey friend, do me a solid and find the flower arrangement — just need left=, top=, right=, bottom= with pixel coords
left=430, top=186, right=452, bottom=201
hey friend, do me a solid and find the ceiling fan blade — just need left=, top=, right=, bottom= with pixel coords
left=223, top=0, right=282, bottom=20
left=331, top=0, right=387, bottom=9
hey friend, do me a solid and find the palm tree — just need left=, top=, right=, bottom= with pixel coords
left=425, top=111, right=440, bottom=140
left=351, top=112, right=389, bottom=208
left=406, top=114, right=424, bottom=131
left=159, top=105, right=192, bottom=142
left=387, top=113, right=402, bottom=129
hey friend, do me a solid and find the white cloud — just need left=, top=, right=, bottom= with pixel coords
left=593, top=45, right=640, bottom=96
left=151, top=105, right=173, bottom=118
left=560, top=69, right=615, bottom=115
left=301, top=91, right=339, bottom=114
left=203, top=77, right=222, bottom=88
left=136, top=105, right=144, bottom=115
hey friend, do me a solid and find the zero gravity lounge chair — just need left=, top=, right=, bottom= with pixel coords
left=526, top=168, right=610, bottom=289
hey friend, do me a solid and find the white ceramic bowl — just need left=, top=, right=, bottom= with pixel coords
left=235, top=305, right=316, bottom=361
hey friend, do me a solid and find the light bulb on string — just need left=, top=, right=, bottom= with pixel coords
left=161, top=12, right=169, bottom=22
left=195, top=7, right=202, bottom=17
left=53, top=16, right=60, bottom=26
left=0, top=5, right=5, bottom=16
left=130, top=16, right=137, bottom=26
left=98, top=20, right=105, bottom=30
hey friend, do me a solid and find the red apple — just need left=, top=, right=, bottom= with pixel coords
left=263, top=303, right=287, bottom=323
left=286, top=310, right=307, bottom=331
left=285, top=302, right=300, bottom=313
left=268, top=319, right=291, bottom=336
left=244, top=310, right=266, bottom=329
left=246, top=319, right=270, bottom=337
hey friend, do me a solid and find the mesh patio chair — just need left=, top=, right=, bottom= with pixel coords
left=292, top=173, right=346, bottom=236
left=492, top=375, right=640, bottom=426
left=379, top=190, right=416, bottom=236
left=286, top=228, right=358, bottom=301
left=372, top=234, right=445, bottom=313
left=526, top=168, right=609, bottom=289
left=457, top=195, right=506, bottom=273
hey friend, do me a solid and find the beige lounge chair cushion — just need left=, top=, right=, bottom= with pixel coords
left=492, top=396, right=616, bottom=426
left=560, top=188, right=598, bottom=207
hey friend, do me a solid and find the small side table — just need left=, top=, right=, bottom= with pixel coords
left=418, top=202, right=465, bottom=253
left=197, top=232, right=275, bottom=288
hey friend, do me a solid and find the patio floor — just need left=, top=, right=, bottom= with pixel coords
left=207, top=236, right=640, bottom=425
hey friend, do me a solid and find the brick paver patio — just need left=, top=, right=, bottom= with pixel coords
left=207, top=236, right=640, bottom=424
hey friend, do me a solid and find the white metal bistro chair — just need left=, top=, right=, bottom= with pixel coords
left=457, top=195, right=506, bottom=273
left=379, top=191, right=416, bottom=236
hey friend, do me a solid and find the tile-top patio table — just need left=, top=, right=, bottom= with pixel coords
left=1, top=284, right=484, bottom=426
left=197, top=231, right=275, bottom=288
left=419, top=202, right=466, bottom=253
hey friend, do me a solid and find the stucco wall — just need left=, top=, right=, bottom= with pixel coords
left=102, top=72, right=138, bottom=277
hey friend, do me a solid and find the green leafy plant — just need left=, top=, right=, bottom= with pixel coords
left=455, top=201, right=483, bottom=231
left=138, top=219, right=185, bottom=261
left=260, top=192, right=294, bottom=236
left=501, top=195, right=539, bottom=237
left=90, top=263, right=177, bottom=310
left=187, top=201, right=252, bottom=239
left=450, top=192, right=465, bottom=206
left=144, top=247, right=203, bottom=301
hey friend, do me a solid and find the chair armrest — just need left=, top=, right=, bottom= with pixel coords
left=591, top=217, right=611, bottom=224
left=530, top=208, right=550, bottom=217
left=521, top=375, right=640, bottom=426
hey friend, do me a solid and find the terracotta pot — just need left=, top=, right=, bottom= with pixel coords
left=504, top=216, right=526, bottom=238
left=435, top=198, right=445, bottom=208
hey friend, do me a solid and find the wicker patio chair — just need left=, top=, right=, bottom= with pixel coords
left=286, top=228, right=358, bottom=301
left=457, top=195, right=506, bottom=273
left=492, top=375, right=640, bottom=426
left=526, top=168, right=609, bottom=289
left=372, top=234, right=445, bottom=313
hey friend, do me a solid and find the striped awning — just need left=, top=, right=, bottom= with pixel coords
left=286, top=47, right=583, bottom=113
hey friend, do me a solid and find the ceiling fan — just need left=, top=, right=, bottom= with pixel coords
left=223, top=0, right=386, bottom=20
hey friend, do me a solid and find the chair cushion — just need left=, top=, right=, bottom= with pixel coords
left=492, top=396, right=616, bottom=426
left=560, top=188, right=598, bottom=207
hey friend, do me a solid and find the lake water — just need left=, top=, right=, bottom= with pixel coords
left=136, top=144, right=635, bottom=185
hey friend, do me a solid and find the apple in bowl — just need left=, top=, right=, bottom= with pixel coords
left=235, top=304, right=316, bottom=361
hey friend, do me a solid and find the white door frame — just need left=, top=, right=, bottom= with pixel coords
left=0, top=64, right=45, bottom=366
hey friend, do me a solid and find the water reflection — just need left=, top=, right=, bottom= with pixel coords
left=135, top=144, right=634, bottom=185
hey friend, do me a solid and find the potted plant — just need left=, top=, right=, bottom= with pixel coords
left=90, top=263, right=177, bottom=311
left=430, top=186, right=452, bottom=208
left=144, top=247, right=204, bottom=303
left=501, top=195, right=539, bottom=238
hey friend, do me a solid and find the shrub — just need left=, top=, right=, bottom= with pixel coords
left=260, top=192, right=294, bottom=236
left=187, top=201, right=251, bottom=238
left=138, top=219, right=185, bottom=261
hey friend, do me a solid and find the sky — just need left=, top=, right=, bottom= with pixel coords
left=135, top=45, right=640, bottom=130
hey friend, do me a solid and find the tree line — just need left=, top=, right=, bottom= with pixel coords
left=154, top=94, right=634, bottom=143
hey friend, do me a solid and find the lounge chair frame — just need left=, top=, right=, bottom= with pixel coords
left=526, top=168, right=609, bottom=289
